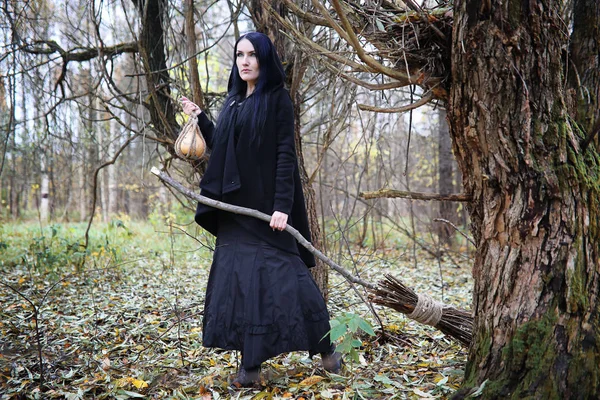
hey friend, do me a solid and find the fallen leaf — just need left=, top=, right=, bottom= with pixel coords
left=131, top=378, right=148, bottom=389
left=299, top=376, right=324, bottom=387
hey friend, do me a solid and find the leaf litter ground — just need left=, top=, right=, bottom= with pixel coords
left=0, top=222, right=472, bottom=399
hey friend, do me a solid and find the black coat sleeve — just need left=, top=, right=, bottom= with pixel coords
left=272, top=91, right=296, bottom=216
left=197, top=112, right=215, bottom=149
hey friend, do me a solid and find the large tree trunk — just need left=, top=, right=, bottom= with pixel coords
left=449, top=1, right=600, bottom=398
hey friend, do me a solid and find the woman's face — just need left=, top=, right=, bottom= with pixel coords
left=236, top=39, right=259, bottom=86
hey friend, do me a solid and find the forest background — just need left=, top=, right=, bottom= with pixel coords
left=1, top=0, right=598, bottom=399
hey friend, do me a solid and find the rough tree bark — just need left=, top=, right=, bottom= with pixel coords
left=449, top=0, right=600, bottom=398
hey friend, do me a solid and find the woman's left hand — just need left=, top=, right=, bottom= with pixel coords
left=270, top=211, right=288, bottom=231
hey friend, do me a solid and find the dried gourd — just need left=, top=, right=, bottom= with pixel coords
left=175, top=115, right=206, bottom=160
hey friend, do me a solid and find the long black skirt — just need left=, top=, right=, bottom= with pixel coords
left=202, top=215, right=333, bottom=369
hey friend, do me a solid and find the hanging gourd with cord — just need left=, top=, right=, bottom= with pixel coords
left=174, top=115, right=206, bottom=160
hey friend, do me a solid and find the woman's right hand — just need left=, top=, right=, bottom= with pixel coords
left=180, top=96, right=201, bottom=116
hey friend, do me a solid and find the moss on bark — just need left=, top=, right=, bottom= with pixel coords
left=457, top=309, right=599, bottom=399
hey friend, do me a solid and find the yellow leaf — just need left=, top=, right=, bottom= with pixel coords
left=115, top=378, right=129, bottom=387
left=299, top=376, right=324, bottom=386
left=131, top=378, right=148, bottom=389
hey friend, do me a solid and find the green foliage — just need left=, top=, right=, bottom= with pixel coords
left=0, top=224, right=86, bottom=275
left=0, top=220, right=156, bottom=276
left=328, top=312, right=375, bottom=363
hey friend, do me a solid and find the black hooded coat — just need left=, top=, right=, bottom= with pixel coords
left=194, top=87, right=316, bottom=268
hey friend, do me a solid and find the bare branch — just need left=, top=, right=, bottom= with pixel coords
left=280, top=0, right=453, bottom=97
left=264, top=3, right=374, bottom=73
left=360, top=189, right=472, bottom=202
left=84, top=132, right=140, bottom=249
left=358, top=90, right=433, bottom=113
left=330, top=0, right=414, bottom=84
left=581, top=119, right=600, bottom=153
left=280, top=0, right=332, bottom=27
left=434, top=218, right=476, bottom=246
left=21, top=40, right=138, bottom=61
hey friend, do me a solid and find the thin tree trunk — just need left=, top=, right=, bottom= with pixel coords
left=449, top=0, right=600, bottom=397
left=159, top=184, right=169, bottom=215
left=185, top=0, right=205, bottom=109
left=79, top=142, right=87, bottom=221
left=49, top=144, right=56, bottom=220
left=9, top=125, right=18, bottom=219
left=40, top=169, right=49, bottom=223
left=108, top=120, right=118, bottom=217
left=98, top=120, right=108, bottom=223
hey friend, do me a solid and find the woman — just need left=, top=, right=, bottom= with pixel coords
left=180, top=32, right=341, bottom=387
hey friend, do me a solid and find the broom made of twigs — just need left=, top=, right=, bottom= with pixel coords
left=370, top=275, right=472, bottom=346
left=150, top=167, right=473, bottom=346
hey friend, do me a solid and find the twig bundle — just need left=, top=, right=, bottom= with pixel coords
left=354, top=2, right=454, bottom=82
left=370, top=274, right=473, bottom=346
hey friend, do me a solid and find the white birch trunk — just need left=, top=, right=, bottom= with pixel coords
left=40, top=168, right=50, bottom=223
left=79, top=153, right=87, bottom=221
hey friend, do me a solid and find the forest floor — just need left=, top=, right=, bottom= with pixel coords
left=0, top=219, right=473, bottom=399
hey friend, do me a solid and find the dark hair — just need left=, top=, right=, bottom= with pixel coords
left=214, top=32, right=286, bottom=145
